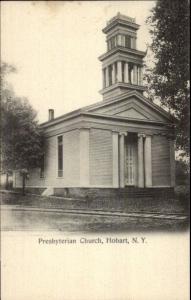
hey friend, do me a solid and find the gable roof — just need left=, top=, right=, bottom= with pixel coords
left=82, top=91, right=173, bottom=122
left=41, top=91, right=173, bottom=128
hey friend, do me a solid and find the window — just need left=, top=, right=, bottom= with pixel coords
left=125, top=35, right=131, bottom=48
left=131, top=37, right=136, bottom=49
left=129, top=63, right=133, bottom=84
left=114, top=36, right=117, bottom=47
left=116, top=34, right=134, bottom=49
left=108, top=65, right=113, bottom=86
left=57, top=136, right=63, bottom=177
left=121, top=35, right=125, bottom=47
left=108, top=36, right=117, bottom=51
left=111, top=36, right=115, bottom=49
left=107, top=40, right=111, bottom=51
left=117, top=35, right=122, bottom=46
left=103, top=68, right=106, bottom=88
left=40, top=154, right=45, bottom=178
left=114, top=62, right=118, bottom=83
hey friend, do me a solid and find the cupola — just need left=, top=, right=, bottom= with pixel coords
left=99, top=13, right=146, bottom=101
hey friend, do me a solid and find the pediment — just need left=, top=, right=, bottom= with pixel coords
left=115, top=107, right=149, bottom=120
left=84, top=92, right=172, bottom=123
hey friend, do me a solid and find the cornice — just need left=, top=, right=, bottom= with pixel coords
left=99, top=46, right=146, bottom=61
left=81, top=111, right=171, bottom=126
left=99, top=82, right=146, bottom=95
left=103, top=18, right=139, bottom=34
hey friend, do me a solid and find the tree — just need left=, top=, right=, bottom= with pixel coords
left=1, top=62, right=44, bottom=194
left=175, top=158, right=189, bottom=186
left=145, top=0, right=190, bottom=156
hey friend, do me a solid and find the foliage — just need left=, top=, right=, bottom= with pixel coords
left=175, top=159, right=189, bottom=186
left=145, top=0, right=190, bottom=156
left=1, top=62, right=44, bottom=177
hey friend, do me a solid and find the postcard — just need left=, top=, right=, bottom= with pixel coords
left=1, top=1, right=189, bottom=300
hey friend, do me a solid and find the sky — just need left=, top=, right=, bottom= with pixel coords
left=1, top=1, right=155, bottom=123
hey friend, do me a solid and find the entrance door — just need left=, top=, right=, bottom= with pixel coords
left=125, top=142, right=137, bottom=186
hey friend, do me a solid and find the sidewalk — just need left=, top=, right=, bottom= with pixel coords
left=1, top=204, right=188, bottom=221
left=1, top=189, right=189, bottom=218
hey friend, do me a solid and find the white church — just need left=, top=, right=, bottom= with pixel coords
left=14, top=13, right=175, bottom=201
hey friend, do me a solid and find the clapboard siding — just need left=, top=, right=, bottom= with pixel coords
left=90, top=129, right=112, bottom=186
left=14, top=131, right=80, bottom=188
left=44, top=136, right=58, bottom=186
left=63, top=130, right=80, bottom=186
left=152, top=135, right=171, bottom=186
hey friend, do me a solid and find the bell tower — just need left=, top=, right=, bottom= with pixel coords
left=99, top=13, right=146, bottom=101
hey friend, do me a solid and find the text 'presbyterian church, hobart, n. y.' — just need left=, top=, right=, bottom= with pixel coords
left=14, top=13, right=175, bottom=204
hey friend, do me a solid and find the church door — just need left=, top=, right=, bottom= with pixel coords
left=125, top=142, right=137, bottom=186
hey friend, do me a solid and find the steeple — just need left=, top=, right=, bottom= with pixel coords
left=99, top=13, right=146, bottom=101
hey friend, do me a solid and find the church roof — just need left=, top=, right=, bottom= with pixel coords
left=41, top=91, right=174, bottom=129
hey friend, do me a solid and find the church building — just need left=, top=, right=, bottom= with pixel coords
left=14, top=13, right=175, bottom=198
